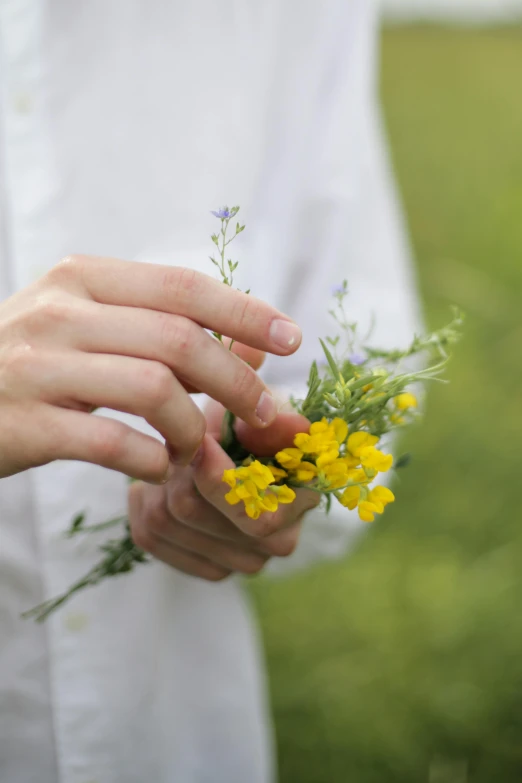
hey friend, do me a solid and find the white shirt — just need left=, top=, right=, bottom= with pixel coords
left=0, top=2, right=421, bottom=782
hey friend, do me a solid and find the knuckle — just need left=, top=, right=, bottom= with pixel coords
left=29, top=292, right=75, bottom=329
left=239, top=556, right=268, bottom=575
left=203, top=566, right=231, bottom=583
left=2, top=343, right=36, bottom=382
left=48, top=254, right=84, bottom=282
left=169, top=485, right=199, bottom=524
left=249, top=514, right=281, bottom=539
left=147, top=508, right=171, bottom=538
left=162, top=267, right=201, bottom=305
left=266, top=533, right=299, bottom=558
left=90, top=422, right=127, bottom=464
left=232, top=361, right=257, bottom=401
left=159, top=315, right=198, bottom=361
left=141, top=362, right=174, bottom=408
left=231, top=295, right=260, bottom=334
left=131, top=521, right=155, bottom=553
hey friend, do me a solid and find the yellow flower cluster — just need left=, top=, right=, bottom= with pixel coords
left=223, top=460, right=296, bottom=520
left=222, top=417, right=398, bottom=523
left=275, top=418, right=395, bottom=523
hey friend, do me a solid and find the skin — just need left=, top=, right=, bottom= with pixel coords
left=129, top=347, right=320, bottom=581
left=0, top=255, right=302, bottom=480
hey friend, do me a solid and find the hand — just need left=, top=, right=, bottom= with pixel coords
left=0, top=256, right=301, bottom=479
left=128, top=402, right=320, bottom=581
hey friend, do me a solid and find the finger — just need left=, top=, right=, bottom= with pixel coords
left=128, top=480, right=145, bottom=523
left=225, top=340, right=265, bottom=371
left=234, top=412, right=311, bottom=456
left=204, top=400, right=227, bottom=439
left=39, top=405, right=173, bottom=482
left=165, top=466, right=269, bottom=548
left=260, top=521, right=303, bottom=558
left=137, top=535, right=232, bottom=582
left=26, top=351, right=206, bottom=465
left=153, top=518, right=268, bottom=576
left=159, top=342, right=265, bottom=396
left=271, top=486, right=321, bottom=527
left=191, top=436, right=294, bottom=538
left=52, top=256, right=302, bottom=355
left=68, top=304, right=278, bottom=428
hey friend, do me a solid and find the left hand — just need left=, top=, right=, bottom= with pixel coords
left=128, top=369, right=319, bottom=581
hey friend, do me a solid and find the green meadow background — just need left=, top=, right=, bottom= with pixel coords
left=254, top=25, right=522, bottom=783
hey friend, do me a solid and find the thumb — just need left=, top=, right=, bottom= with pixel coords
left=234, top=412, right=310, bottom=458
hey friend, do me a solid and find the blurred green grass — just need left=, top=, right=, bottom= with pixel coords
left=253, top=25, right=522, bottom=783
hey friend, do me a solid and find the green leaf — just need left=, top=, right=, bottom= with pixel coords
left=319, top=338, right=339, bottom=378
left=395, top=453, right=412, bottom=470
left=326, top=336, right=340, bottom=347
left=68, top=512, right=86, bottom=536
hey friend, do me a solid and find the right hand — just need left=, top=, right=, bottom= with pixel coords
left=0, top=255, right=302, bottom=480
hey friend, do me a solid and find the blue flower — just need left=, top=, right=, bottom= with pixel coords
left=211, top=207, right=231, bottom=219
left=349, top=353, right=365, bottom=366
left=331, top=283, right=347, bottom=296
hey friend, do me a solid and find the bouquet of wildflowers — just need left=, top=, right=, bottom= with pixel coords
left=24, top=206, right=462, bottom=621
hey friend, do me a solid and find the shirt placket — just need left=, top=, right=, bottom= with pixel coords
left=0, top=4, right=101, bottom=783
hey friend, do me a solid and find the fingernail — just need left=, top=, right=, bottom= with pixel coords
left=256, top=390, right=278, bottom=426
left=190, top=443, right=205, bottom=468
left=160, top=460, right=176, bottom=484
left=269, top=319, right=302, bottom=351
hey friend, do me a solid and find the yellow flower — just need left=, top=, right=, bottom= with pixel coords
left=315, top=447, right=340, bottom=469
left=294, top=417, right=345, bottom=456
left=268, top=465, right=288, bottom=481
left=339, top=485, right=361, bottom=510
left=240, top=460, right=275, bottom=490
left=331, top=418, right=349, bottom=445
left=224, top=488, right=241, bottom=505
left=223, top=461, right=296, bottom=519
left=367, top=486, right=395, bottom=513
left=309, top=419, right=330, bottom=435
left=294, top=431, right=329, bottom=455
left=346, top=431, right=379, bottom=459
left=360, top=446, right=393, bottom=473
left=294, top=461, right=318, bottom=483
left=275, top=447, right=303, bottom=470
left=358, top=501, right=380, bottom=523
left=272, top=484, right=296, bottom=504
left=259, top=494, right=279, bottom=513
left=223, top=469, right=238, bottom=489
left=338, top=482, right=394, bottom=522
left=395, top=392, right=417, bottom=411
left=346, top=467, right=370, bottom=485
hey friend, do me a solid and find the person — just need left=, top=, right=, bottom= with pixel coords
left=0, top=1, right=422, bottom=782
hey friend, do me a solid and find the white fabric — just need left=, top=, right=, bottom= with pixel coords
left=0, top=2, right=421, bottom=782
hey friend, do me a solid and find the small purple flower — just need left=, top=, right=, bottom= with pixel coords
left=349, top=353, right=366, bottom=366
left=331, top=284, right=344, bottom=296
left=211, top=207, right=231, bottom=219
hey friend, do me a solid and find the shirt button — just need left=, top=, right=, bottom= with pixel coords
left=64, top=612, right=90, bottom=632
left=12, top=91, right=33, bottom=114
